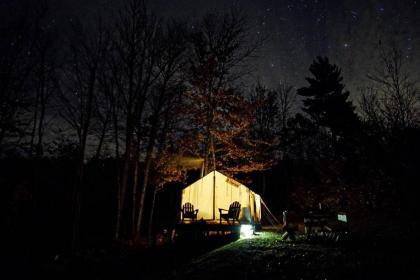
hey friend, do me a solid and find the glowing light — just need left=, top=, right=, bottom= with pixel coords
left=240, top=224, right=254, bottom=239
left=337, top=213, right=347, bottom=223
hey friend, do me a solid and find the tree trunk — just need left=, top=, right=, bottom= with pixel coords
left=147, top=100, right=172, bottom=245
left=94, top=113, right=109, bottom=159
left=135, top=132, right=156, bottom=242
left=36, top=88, right=46, bottom=157
left=29, top=91, right=40, bottom=156
left=116, top=42, right=136, bottom=240
left=72, top=124, right=90, bottom=252
left=131, top=145, right=140, bottom=238
left=116, top=122, right=133, bottom=241
left=210, top=133, right=216, bottom=220
left=71, top=154, right=84, bottom=253
left=71, top=69, right=96, bottom=252
left=202, top=123, right=211, bottom=176
left=112, top=101, right=121, bottom=240
left=147, top=184, right=158, bottom=245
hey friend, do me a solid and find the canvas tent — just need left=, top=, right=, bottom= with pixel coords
left=181, top=171, right=262, bottom=224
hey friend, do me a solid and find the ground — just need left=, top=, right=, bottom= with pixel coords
left=173, top=231, right=417, bottom=280
left=31, top=231, right=418, bottom=279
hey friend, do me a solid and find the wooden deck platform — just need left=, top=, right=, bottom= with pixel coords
left=170, top=222, right=242, bottom=241
left=175, top=222, right=241, bottom=232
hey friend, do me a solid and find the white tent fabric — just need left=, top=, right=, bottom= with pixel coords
left=181, top=171, right=262, bottom=224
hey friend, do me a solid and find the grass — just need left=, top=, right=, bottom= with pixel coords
left=173, top=231, right=418, bottom=280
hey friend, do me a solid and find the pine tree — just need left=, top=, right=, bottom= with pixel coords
left=297, top=56, right=359, bottom=141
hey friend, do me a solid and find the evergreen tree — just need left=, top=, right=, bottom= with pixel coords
left=297, top=56, right=359, bottom=141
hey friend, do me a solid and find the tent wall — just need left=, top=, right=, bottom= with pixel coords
left=181, top=171, right=214, bottom=220
left=181, top=171, right=262, bottom=224
left=254, top=194, right=262, bottom=222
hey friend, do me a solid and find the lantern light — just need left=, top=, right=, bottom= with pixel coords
left=240, top=224, right=254, bottom=239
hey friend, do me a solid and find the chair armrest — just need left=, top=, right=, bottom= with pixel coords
left=218, top=208, right=228, bottom=213
left=194, top=209, right=199, bottom=214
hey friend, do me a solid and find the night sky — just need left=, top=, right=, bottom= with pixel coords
left=46, top=0, right=420, bottom=95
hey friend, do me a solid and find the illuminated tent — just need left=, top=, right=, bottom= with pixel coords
left=181, top=170, right=262, bottom=224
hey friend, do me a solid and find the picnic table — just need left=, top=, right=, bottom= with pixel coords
left=304, top=211, right=350, bottom=242
left=303, top=212, right=332, bottom=240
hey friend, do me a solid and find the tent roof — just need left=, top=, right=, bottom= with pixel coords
left=184, top=170, right=259, bottom=196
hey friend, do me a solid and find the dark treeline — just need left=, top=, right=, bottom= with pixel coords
left=1, top=0, right=419, bottom=263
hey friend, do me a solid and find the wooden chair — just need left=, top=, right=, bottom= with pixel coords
left=219, top=201, right=241, bottom=224
left=181, top=202, right=199, bottom=222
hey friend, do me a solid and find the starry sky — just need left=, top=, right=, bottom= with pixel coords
left=49, top=0, right=420, bottom=96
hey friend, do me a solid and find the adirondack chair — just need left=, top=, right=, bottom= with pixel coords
left=181, top=202, right=199, bottom=222
left=219, top=201, right=241, bottom=224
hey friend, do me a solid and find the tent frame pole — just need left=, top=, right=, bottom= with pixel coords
left=213, top=170, right=215, bottom=220
left=211, top=133, right=216, bottom=220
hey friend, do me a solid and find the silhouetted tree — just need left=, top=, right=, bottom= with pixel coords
left=250, top=83, right=279, bottom=142
left=361, top=44, right=420, bottom=216
left=366, top=45, right=419, bottom=130
left=249, top=82, right=285, bottom=198
left=110, top=0, right=162, bottom=241
left=275, top=82, right=297, bottom=159
left=91, top=83, right=112, bottom=159
left=0, top=2, right=38, bottom=149
left=297, top=56, right=359, bottom=156
left=184, top=9, right=264, bottom=177
left=359, top=86, right=383, bottom=129
left=28, top=5, right=58, bottom=157
left=58, top=16, right=109, bottom=251
left=277, top=82, right=296, bottom=132
left=135, top=21, right=188, bottom=242
left=284, top=113, right=322, bottom=160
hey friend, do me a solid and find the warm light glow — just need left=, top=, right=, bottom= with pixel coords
left=240, top=224, right=254, bottom=239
